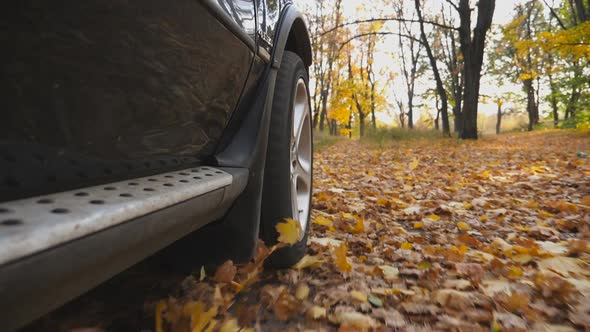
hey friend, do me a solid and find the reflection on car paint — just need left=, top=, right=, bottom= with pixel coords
left=216, top=0, right=257, bottom=39
left=0, top=0, right=252, bottom=161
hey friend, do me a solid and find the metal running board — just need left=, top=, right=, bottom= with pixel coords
left=0, top=166, right=232, bottom=266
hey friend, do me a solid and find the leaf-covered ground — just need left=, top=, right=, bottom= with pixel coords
left=151, top=130, right=590, bottom=332
left=26, top=131, right=590, bottom=332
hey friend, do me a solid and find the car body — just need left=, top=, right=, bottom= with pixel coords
left=0, top=0, right=312, bottom=329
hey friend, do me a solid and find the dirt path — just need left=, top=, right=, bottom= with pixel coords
left=27, top=131, right=590, bottom=331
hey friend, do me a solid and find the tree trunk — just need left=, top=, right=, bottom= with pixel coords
left=458, top=0, right=495, bottom=139
left=565, top=87, right=580, bottom=120
left=549, top=75, right=559, bottom=127
left=370, top=85, right=376, bottom=129
left=454, top=110, right=463, bottom=134
left=407, top=104, right=414, bottom=129
left=496, top=103, right=502, bottom=134
left=319, top=90, right=328, bottom=132
left=415, top=0, right=450, bottom=136
left=524, top=79, right=536, bottom=131
left=359, top=111, right=366, bottom=138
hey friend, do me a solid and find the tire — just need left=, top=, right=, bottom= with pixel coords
left=261, top=51, right=313, bottom=268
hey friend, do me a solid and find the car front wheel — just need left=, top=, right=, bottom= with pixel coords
left=261, top=51, right=312, bottom=268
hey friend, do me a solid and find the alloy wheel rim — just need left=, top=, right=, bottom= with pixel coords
left=290, top=78, right=312, bottom=233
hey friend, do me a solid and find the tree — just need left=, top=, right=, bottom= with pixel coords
left=455, top=0, right=496, bottom=139
left=501, top=1, right=545, bottom=131
left=306, top=0, right=344, bottom=132
left=438, top=4, right=464, bottom=133
left=393, top=1, right=424, bottom=130
left=414, top=0, right=451, bottom=136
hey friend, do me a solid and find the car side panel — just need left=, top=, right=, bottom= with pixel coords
left=0, top=0, right=253, bottom=201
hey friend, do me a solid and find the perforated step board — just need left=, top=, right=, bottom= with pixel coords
left=0, top=167, right=232, bottom=266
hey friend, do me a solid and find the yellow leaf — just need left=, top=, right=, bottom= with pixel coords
left=378, top=265, right=399, bottom=280
left=507, top=266, right=523, bottom=279
left=413, top=222, right=424, bottom=229
left=155, top=301, right=167, bottom=332
left=295, top=283, right=310, bottom=300
left=219, top=319, right=240, bottom=332
left=293, top=254, right=324, bottom=270
left=479, top=170, right=491, bottom=179
left=409, top=158, right=419, bottom=171
left=350, top=218, right=365, bottom=234
left=307, top=306, right=327, bottom=320
left=457, top=222, right=471, bottom=232
left=313, top=215, right=333, bottom=227
left=334, top=242, right=352, bottom=273
left=276, top=218, right=302, bottom=245
left=512, top=254, right=532, bottom=264
left=426, top=214, right=440, bottom=221
left=350, top=290, right=368, bottom=302
left=480, top=215, right=488, bottom=222
left=183, top=301, right=218, bottom=332
left=342, top=212, right=356, bottom=220
left=418, top=261, right=433, bottom=270
left=199, top=266, right=206, bottom=281
left=401, top=242, right=413, bottom=250
left=582, top=196, right=590, bottom=206
left=203, top=320, right=218, bottom=332
left=376, top=198, right=390, bottom=206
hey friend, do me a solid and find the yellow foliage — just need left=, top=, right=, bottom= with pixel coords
left=276, top=218, right=302, bottom=245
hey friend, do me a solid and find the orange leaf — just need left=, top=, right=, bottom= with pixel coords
left=334, top=242, right=352, bottom=273
left=350, top=218, right=365, bottom=234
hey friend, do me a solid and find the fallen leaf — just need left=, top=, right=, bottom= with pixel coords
left=214, top=260, right=236, bottom=284
left=538, top=257, right=588, bottom=277
left=350, top=290, right=367, bottom=302
left=307, top=306, right=327, bottom=320
left=218, top=318, right=240, bottom=332
left=378, top=265, right=399, bottom=281
left=313, top=215, right=333, bottom=227
left=295, top=283, right=310, bottom=300
left=457, top=221, right=471, bottom=231
left=276, top=218, right=302, bottom=245
left=400, top=242, right=413, bottom=250
left=333, top=311, right=377, bottom=328
left=334, top=242, right=352, bottom=273
left=293, top=254, right=324, bottom=270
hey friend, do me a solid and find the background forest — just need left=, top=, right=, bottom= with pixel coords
left=302, top=0, right=590, bottom=139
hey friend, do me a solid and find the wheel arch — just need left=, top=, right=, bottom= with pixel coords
left=273, top=6, right=312, bottom=69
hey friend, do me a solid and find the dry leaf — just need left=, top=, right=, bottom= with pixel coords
left=334, top=242, right=352, bottom=273
left=276, top=218, right=302, bottom=245
left=214, top=260, right=236, bottom=284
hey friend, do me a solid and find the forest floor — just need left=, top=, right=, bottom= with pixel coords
left=28, top=130, right=590, bottom=331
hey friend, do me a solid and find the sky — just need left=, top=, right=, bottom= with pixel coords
left=301, top=0, right=533, bottom=128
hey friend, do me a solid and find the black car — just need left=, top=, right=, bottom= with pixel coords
left=0, top=0, right=313, bottom=329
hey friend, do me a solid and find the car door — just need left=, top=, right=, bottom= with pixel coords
left=0, top=0, right=256, bottom=201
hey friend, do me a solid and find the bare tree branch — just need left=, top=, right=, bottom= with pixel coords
left=336, top=32, right=422, bottom=56
left=444, top=0, right=460, bottom=12
left=320, top=17, right=458, bottom=36
left=540, top=0, right=567, bottom=29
